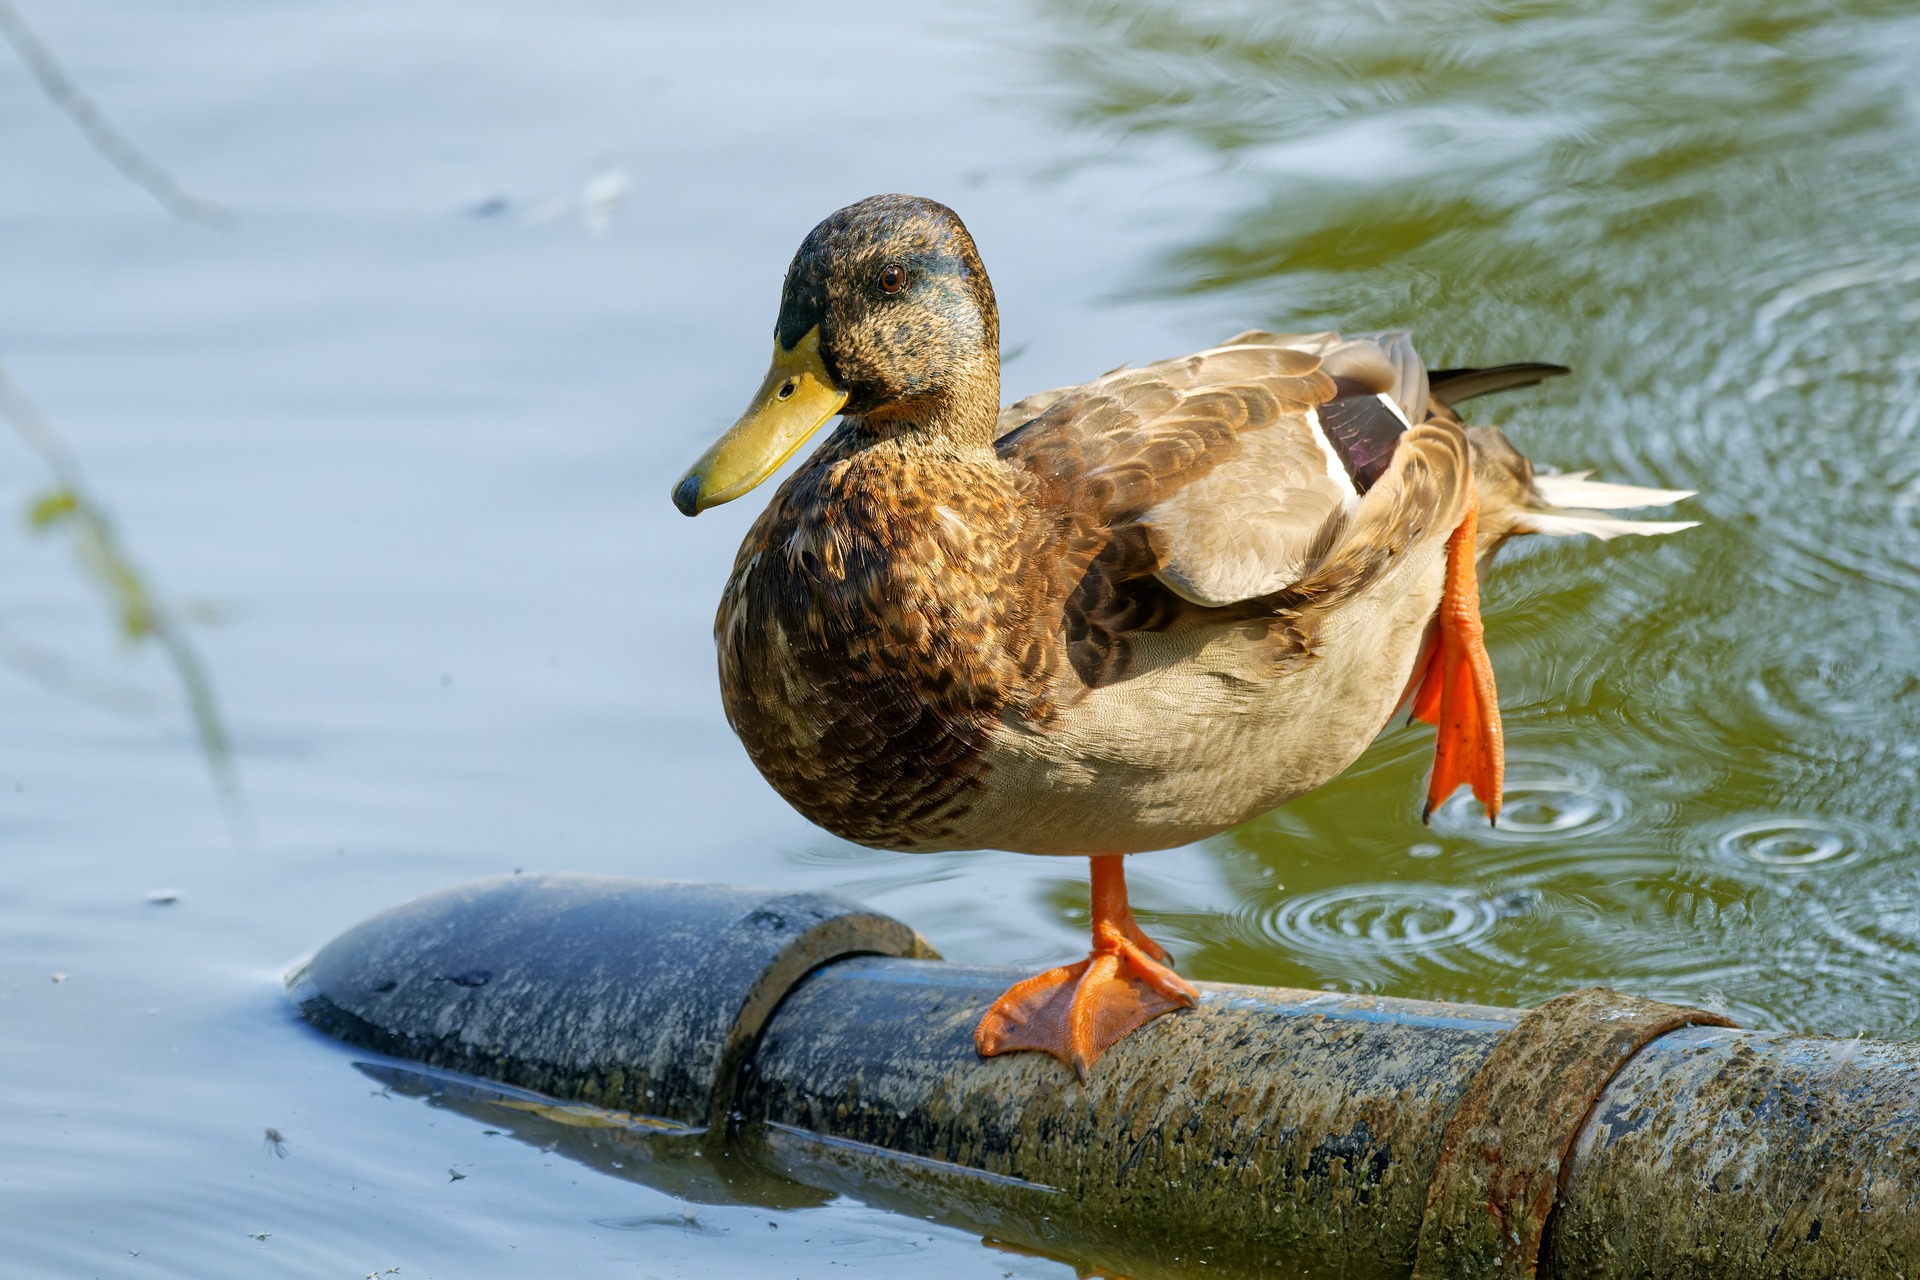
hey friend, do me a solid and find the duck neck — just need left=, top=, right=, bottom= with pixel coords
left=846, top=355, right=1001, bottom=454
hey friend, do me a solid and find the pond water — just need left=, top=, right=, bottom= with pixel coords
left=3, top=0, right=1919, bottom=1275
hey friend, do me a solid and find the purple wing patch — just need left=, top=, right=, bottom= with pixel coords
left=1317, top=379, right=1411, bottom=494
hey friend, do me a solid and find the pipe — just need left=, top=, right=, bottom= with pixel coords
left=289, top=875, right=1920, bottom=1279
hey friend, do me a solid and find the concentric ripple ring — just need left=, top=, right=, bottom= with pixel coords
left=1427, top=753, right=1629, bottom=844
left=1270, top=883, right=1501, bottom=962
left=1708, top=815, right=1865, bottom=874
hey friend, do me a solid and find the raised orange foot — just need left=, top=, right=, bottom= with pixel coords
left=975, top=855, right=1198, bottom=1080
left=1412, top=487, right=1504, bottom=823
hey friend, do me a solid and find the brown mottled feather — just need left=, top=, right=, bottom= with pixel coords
left=698, top=197, right=1692, bottom=859
left=718, top=330, right=1491, bottom=850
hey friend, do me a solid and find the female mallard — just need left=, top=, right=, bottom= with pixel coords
left=673, top=194, right=1694, bottom=1079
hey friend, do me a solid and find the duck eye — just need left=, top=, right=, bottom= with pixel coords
left=878, top=263, right=908, bottom=294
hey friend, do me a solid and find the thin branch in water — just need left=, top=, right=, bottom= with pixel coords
left=0, top=617, right=174, bottom=724
left=0, top=357, right=251, bottom=835
left=0, top=0, right=235, bottom=230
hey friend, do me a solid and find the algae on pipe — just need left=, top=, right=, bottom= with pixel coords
left=291, top=875, right=1920, bottom=1280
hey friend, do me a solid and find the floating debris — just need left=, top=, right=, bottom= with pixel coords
left=579, top=165, right=629, bottom=238
left=145, top=889, right=178, bottom=905
left=513, top=162, right=630, bottom=237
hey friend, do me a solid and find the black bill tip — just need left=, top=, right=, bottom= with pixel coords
left=671, top=474, right=703, bottom=518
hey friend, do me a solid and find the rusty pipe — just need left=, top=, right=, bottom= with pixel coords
left=288, top=875, right=1920, bottom=1279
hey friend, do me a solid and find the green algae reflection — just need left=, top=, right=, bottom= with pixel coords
left=1029, top=0, right=1920, bottom=1038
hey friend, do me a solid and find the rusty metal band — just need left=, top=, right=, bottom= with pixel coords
left=1411, top=986, right=1737, bottom=1279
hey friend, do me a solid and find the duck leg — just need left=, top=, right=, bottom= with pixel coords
left=975, top=855, right=1198, bottom=1080
left=1412, top=488, right=1505, bottom=823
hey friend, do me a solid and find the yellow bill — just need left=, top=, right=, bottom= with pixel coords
left=672, top=326, right=847, bottom=516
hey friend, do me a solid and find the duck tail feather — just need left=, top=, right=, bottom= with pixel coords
left=1516, top=511, right=1700, bottom=541
left=1428, top=363, right=1571, bottom=403
left=1531, top=472, right=1697, bottom=510
left=1520, top=468, right=1698, bottom=539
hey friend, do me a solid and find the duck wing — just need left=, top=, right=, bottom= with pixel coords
left=996, top=330, right=1469, bottom=615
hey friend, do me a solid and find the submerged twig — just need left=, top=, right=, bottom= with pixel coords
left=0, top=357, right=250, bottom=833
left=0, top=0, right=234, bottom=230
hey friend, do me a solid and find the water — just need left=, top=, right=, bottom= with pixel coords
left=3, top=0, right=1918, bottom=1275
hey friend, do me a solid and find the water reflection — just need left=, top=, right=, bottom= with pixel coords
left=356, top=1061, right=830, bottom=1210
left=1030, top=0, right=1920, bottom=1038
left=361, top=1058, right=1237, bottom=1279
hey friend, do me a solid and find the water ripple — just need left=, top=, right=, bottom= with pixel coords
left=1266, top=883, right=1500, bottom=968
left=1426, top=752, right=1628, bottom=845
left=1744, top=647, right=1919, bottom=747
left=1798, top=885, right=1920, bottom=1018
left=1705, top=814, right=1867, bottom=875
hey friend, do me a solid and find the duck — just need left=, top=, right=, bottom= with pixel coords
left=672, top=193, right=1695, bottom=1080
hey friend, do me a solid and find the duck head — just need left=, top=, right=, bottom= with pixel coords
left=672, top=194, right=999, bottom=516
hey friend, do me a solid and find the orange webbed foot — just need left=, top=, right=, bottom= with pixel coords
left=974, top=934, right=1197, bottom=1081
left=1413, top=488, right=1505, bottom=824
left=1113, top=901, right=1169, bottom=963
left=975, top=857, right=1198, bottom=1080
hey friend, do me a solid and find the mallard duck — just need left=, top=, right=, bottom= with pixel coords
left=673, top=194, right=1695, bottom=1079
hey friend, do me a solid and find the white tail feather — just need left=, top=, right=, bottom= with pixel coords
left=1522, top=468, right=1698, bottom=540
left=1532, top=471, right=1696, bottom=510
left=1519, top=511, right=1700, bottom=540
